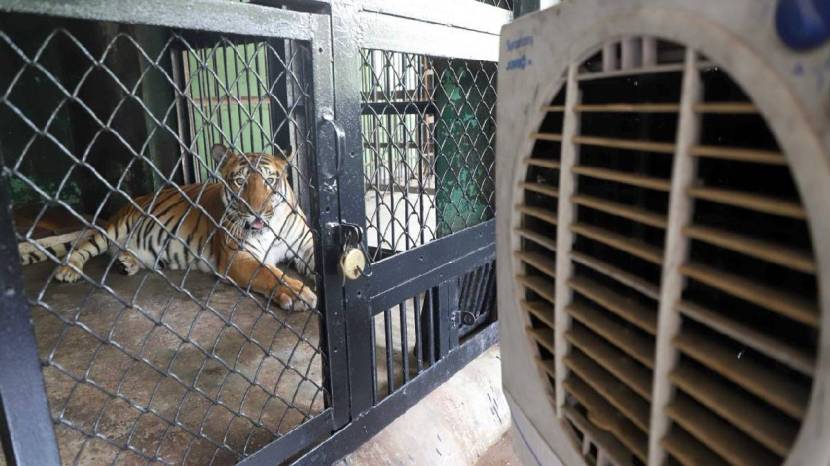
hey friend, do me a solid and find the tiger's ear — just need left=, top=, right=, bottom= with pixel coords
left=210, top=144, right=232, bottom=166
left=276, top=147, right=294, bottom=164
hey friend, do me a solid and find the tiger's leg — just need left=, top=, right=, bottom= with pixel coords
left=54, top=228, right=111, bottom=283
left=225, top=252, right=317, bottom=311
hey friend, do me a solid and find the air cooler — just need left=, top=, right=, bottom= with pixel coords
left=496, top=1, right=830, bottom=465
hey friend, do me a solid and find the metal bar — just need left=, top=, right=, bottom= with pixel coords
left=236, top=408, right=334, bottom=466
left=357, top=0, right=511, bottom=35
left=370, top=314, right=379, bottom=405
left=290, top=321, right=499, bottom=466
left=0, top=170, right=62, bottom=466
left=426, top=288, right=436, bottom=366
left=383, top=307, right=395, bottom=394
left=307, top=14, right=351, bottom=430
left=0, top=0, right=318, bottom=40
left=371, top=247, right=496, bottom=316
left=368, top=219, right=495, bottom=300
left=413, top=293, right=424, bottom=374
left=361, top=99, right=438, bottom=116
left=331, top=0, right=376, bottom=419
left=358, top=14, right=499, bottom=61
left=399, top=301, right=410, bottom=383
left=171, top=48, right=196, bottom=183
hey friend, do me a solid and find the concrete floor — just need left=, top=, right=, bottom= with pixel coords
left=475, top=432, right=521, bottom=466
left=337, top=345, right=518, bottom=466
left=22, top=256, right=324, bottom=465
left=16, top=255, right=419, bottom=465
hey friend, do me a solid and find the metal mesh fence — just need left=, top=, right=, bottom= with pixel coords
left=360, top=49, right=497, bottom=261
left=476, top=0, right=514, bottom=10
left=1, top=14, right=324, bottom=465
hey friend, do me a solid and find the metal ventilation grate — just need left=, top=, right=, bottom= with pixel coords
left=514, top=38, right=818, bottom=466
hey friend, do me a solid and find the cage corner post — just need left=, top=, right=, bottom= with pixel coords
left=0, top=164, right=61, bottom=466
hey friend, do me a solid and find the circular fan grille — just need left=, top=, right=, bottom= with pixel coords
left=515, top=39, right=818, bottom=466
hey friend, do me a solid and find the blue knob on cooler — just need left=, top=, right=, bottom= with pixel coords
left=776, top=0, right=830, bottom=50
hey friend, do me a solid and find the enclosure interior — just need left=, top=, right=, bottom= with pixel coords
left=1, top=13, right=328, bottom=465
left=358, top=48, right=499, bottom=402
left=516, top=39, right=819, bottom=466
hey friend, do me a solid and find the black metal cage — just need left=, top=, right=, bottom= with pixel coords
left=0, top=1, right=506, bottom=465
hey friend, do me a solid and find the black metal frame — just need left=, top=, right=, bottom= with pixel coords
left=0, top=0, right=506, bottom=464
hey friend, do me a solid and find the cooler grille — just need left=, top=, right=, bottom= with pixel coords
left=514, top=38, right=818, bottom=466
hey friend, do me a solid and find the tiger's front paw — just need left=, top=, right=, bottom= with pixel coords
left=55, top=264, right=82, bottom=283
left=117, top=252, right=142, bottom=276
left=275, top=286, right=318, bottom=311
left=293, top=286, right=318, bottom=311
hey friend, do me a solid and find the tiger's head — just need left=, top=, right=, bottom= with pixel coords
left=210, top=143, right=297, bottom=238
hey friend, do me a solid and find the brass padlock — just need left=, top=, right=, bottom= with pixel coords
left=340, top=247, right=366, bottom=280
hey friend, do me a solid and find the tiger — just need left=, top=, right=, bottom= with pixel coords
left=51, top=144, right=317, bottom=311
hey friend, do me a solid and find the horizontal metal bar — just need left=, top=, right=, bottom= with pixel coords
left=369, top=220, right=496, bottom=313
left=361, top=100, right=438, bottom=115
left=359, top=12, right=499, bottom=61
left=0, top=0, right=319, bottom=40
left=237, top=409, right=334, bottom=466
left=358, top=0, right=511, bottom=35
left=290, top=321, right=499, bottom=466
left=371, top=245, right=495, bottom=315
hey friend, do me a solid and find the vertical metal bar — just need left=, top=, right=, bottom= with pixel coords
left=413, top=292, right=424, bottom=373
left=307, top=14, right=350, bottom=430
left=243, top=43, right=257, bottom=151
left=383, top=307, right=395, bottom=394
left=401, top=92, right=411, bottom=252
left=0, top=166, right=62, bottom=466
left=398, top=301, right=409, bottom=383
left=171, top=48, right=195, bottom=184
left=384, top=51, right=397, bottom=254
left=222, top=42, right=235, bottom=150
left=331, top=0, right=376, bottom=418
left=207, top=47, right=221, bottom=170
left=370, top=314, right=378, bottom=405
left=416, top=54, right=426, bottom=246
left=195, top=49, right=211, bottom=178
left=232, top=43, right=245, bottom=152
left=268, top=39, right=291, bottom=155
left=254, top=42, right=268, bottom=151
left=426, top=288, right=435, bottom=365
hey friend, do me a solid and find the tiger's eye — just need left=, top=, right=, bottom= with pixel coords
left=234, top=177, right=245, bottom=186
left=266, top=177, right=276, bottom=185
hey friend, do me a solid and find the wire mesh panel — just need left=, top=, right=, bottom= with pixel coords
left=360, top=49, right=497, bottom=261
left=1, top=13, right=325, bottom=465
left=475, top=0, right=515, bottom=10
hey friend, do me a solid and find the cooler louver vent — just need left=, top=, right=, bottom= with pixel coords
left=514, top=39, right=818, bottom=466
left=519, top=84, right=566, bottom=406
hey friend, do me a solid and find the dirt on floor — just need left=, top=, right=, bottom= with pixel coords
left=21, top=256, right=324, bottom=465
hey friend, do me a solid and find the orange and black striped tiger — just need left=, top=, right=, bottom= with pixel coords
left=52, top=144, right=317, bottom=311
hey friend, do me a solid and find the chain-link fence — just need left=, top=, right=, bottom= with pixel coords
left=360, top=49, right=497, bottom=260
left=1, top=13, right=324, bottom=465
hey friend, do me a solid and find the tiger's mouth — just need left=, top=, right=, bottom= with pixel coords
left=244, top=218, right=266, bottom=231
